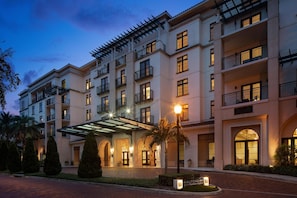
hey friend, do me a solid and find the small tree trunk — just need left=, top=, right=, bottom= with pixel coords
left=164, top=141, right=168, bottom=174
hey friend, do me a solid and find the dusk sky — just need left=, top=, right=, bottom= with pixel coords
left=1, top=0, right=201, bottom=115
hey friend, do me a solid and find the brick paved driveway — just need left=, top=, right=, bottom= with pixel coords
left=0, top=171, right=297, bottom=198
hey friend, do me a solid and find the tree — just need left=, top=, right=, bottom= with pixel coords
left=144, top=118, right=189, bottom=174
left=22, top=137, right=40, bottom=173
left=0, top=112, right=15, bottom=142
left=274, top=144, right=296, bottom=166
left=0, top=141, right=8, bottom=171
left=78, top=132, right=102, bottom=178
left=0, top=46, right=21, bottom=110
left=7, top=142, right=22, bottom=173
left=44, top=136, right=61, bottom=175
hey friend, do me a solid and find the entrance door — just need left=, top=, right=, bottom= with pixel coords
left=73, top=146, right=80, bottom=165
left=234, top=129, right=259, bottom=165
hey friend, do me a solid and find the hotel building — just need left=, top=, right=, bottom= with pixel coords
left=19, top=0, right=297, bottom=170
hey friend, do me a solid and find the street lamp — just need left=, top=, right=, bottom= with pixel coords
left=174, top=104, right=182, bottom=173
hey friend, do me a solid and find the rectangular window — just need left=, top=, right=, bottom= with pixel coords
left=210, top=100, right=214, bottom=118
left=242, top=82, right=261, bottom=102
left=61, top=79, right=66, bottom=89
left=101, top=96, right=109, bottom=112
left=121, top=69, right=126, bottom=84
left=39, top=102, right=42, bottom=112
left=142, top=150, right=150, bottom=165
left=121, top=90, right=126, bottom=106
left=241, top=13, right=261, bottom=27
left=210, top=48, right=214, bottom=66
left=86, top=94, right=91, bottom=105
left=86, top=109, right=91, bottom=121
left=177, top=78, right=189, bottom=96
left=140, top=82, right=151, bottom=101
left=177, top=54, right=188, bottom=73
left=181, top=104, right=189, bottom=121
left=139, top=59, right=151, bottom=78
left=86, top=78, right=92, bottom=90
left=122, top=151, right=129, bottom=166
left=146, top=40, right=156, bottom=54
left=210, top=74, right=215, bottom=91
left=241, top=46, right=263, bottom=64
left=210, top=23, right=215, bottom=41
left=32, top=105, right=35, bottom=115
left=176, top=30, right=188, bottom=50
left=140, top=107, right=151, bottom=124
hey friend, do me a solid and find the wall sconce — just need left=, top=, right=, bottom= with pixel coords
left=156, top=145, right=160, bottom=151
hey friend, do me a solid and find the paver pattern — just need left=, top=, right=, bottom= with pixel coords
left=0, top=168, right=297, bottom=198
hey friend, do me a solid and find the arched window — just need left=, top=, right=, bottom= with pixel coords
left=282, top=128, right=297, bottom=166
left=234, top=129, right=259, bottom=165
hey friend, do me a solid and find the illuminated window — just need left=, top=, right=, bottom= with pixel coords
left=177, top=54, right=188, bottom=73
left=140, top=82, right=151, bottom=101
left=86, top=109, right=91, bottom=121
left=146, top=40, right=156, bottom=54
left=142, top=150, right=150, bottom=165
left=86, top=94, right=91, bottom=105
left=140, top=107, right=151, bottom=124
left=241, top=13, right=261, bottom=27
left=176, top=30, right=188, bottom=50
left=177, top=78, right=188, bottom=96
left=122, top=151, right=129, bottom=166
left=242, top=82, right=261, bottom=102
left=121, top=90, right=126, bottom=106
left=210, top=48, right=214, bottom=66
left=241, top=46, right=262, bottom=64
left=61, top=79, right=66, bottom=89
left=181, top=104, right=189, bottom=121
left=210, top=74, right=214, bottom=91
left=86, top=78, right=92, bottom=90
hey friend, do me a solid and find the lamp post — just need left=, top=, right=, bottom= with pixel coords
left=174, top=104, right=182, bottom=173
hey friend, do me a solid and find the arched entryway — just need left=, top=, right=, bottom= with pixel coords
left=98, top=140, right=111, bottom=167
left=234, top=129, right=259, bottom=165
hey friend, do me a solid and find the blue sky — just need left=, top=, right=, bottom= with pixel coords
left=0, top=0, right=201, bottom=115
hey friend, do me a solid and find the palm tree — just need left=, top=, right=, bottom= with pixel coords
left=13, top=115, right=41, bottom=148
left=144, top=118, right=189, bottom=174
left=0, top=112, right=14, bottom=142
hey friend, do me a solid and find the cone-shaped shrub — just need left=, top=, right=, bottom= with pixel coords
left=78, top=132, right=102, bottom=178
left=22, top=138, right=40, bottom=173
left=0, top=141, right=8, bottom=171
left=7, top=143, right=22, bottom=173
left=44, top=136, right=61, bottom=175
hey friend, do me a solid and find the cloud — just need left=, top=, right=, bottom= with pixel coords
left=22, top=70, right=38, bottom=86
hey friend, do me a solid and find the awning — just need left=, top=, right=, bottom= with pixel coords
left=57, top=117, right=154, bottom=137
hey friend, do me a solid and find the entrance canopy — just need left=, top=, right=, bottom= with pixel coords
left=58, top=117, right=153, bottom=137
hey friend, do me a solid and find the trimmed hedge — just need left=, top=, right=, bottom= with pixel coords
left=223, top=164, right=297, bottom=177
left=44, top=136, right=61, bottom=175
left=22, top=138, right=40, bottom=173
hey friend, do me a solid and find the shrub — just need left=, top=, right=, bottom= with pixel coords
left=44, top=136, right=61, bottom=175
left=22, top=138, right=40, bottom=173
left=0, top=141, right=8, bottom=171
left=7, top=143, right=22, bottom=173
left=78, top=132, right=102, bottom=178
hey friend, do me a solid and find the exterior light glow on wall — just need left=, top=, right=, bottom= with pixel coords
left=174, top=104, right=182, bottom=173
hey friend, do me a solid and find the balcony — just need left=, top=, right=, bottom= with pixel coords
left=135, top=40, right=165, bottom=60
left=96, top=84, right=110, bottom=95
left=46, top=98, right=55, bottom=106
left=95, top=66, right=109, bottom=78
left=46, top=114, right=55, bottom=122
left=280, top=81, right=297, bottom=98
left=62, top=114, right=70, bottom=121
left=97, top=104, right=109, bottom=114
left=136, top=115, right=154, bottom=125
left=134, top=66, right=153, bottom=81
left=115, top=55, right=126, bottom=67
left=135, top=90, right=154, bottom=104
left=223, top=85, right=268, bottom=106
left=62, top=98, right=70, bottom=106
left=222, top=45, right=267, bottom=70
left=116, top=97, right=127, bottom=109
left=115, top=76, right=126, bottom=88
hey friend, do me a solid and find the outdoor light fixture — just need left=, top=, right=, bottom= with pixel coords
left=110, top=147, right=114, bottom=158
left=109, top=112, right=114, bottom=118
left=174, top=104, right=182, bottom=173
left=203, top=177, right=209, bottom=186
left=126, top=108, right=131, bottom=114
left=129, top=146, right=134, bottom=157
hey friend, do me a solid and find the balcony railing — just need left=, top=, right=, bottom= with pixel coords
left=115, top=55, right=126, bottom=67
left=135, top=90, right=154, bottom=104
left=134, top=66, right=153, bottom=81
left=62, top=98, right=70, bottom=105
left=115, top=76, right=126, bottom=88
left=96, top=84, right=110, bottom=95
left=223, top=85, right=268, bottom=106
left=116, top=97, right=127, bottom=109
left=280, top=81, right=297, bottom=97
left=135, top=40, right=165, bottom=60
left=62, top=114, right=70, bottom=121
left=136, top=115, right=154, bottom=125
left=222, top=45, right=267, bottom=70
left=46, top=98, right=55, bottom=106
left=46, top=114, right=55, bottom=121
left=97, top=104, right=109, bottom=114
left=95, top=66, right=109, bottom=78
